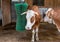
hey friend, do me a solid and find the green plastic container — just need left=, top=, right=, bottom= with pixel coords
left=15, top=2, right=28, bottom=31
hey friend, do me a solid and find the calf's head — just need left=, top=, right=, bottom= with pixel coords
left=21, top=10, right=38, bottom=30
left=25, top=10, right=36, bottom=30
left=45, top=8, right=54, bottom=19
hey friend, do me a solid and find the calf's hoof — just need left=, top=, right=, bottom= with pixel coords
left=31, top=40, right=34, bottom=42
left=36, top=38, right=39, bottom=41
left=58, top=29, right=60, bottom=32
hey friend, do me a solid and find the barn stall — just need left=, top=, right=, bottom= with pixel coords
left=0, top=0, right=60, bottom=42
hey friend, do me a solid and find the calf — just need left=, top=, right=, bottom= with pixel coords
left=45, top=8, right=60, bottom=32
left=21, top=5, right=41, bottom=42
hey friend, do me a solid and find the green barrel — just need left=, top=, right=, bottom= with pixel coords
left=15, top=2, right=28, bottom=31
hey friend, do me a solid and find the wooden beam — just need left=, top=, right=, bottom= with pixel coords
left=1, top=0, right=11, bottom=26
left=45, top=0, right=60, bottom=8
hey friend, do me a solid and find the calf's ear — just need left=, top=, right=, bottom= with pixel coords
left=21, top=12, right=27, bottom=15
left=51, top=10, right=55, bottom=15
left=34, top=12, right=38, bottom=15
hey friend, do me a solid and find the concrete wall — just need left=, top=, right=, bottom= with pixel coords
left=0, top=8, right=2, bottom=19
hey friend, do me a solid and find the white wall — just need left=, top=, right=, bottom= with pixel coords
left=12, top=0, right=20, bottom=2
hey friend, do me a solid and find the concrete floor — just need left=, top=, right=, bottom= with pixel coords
left=0, top=22, right=60, bottom=42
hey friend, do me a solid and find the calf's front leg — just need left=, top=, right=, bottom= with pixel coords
left=36, top=27, right=39, bottom=41
left=31, top=29, right=35, bottom=42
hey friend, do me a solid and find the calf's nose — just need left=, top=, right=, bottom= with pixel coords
left=25, top=27, right=31, bottom=30
left=27, top=27, right=30, bottom=30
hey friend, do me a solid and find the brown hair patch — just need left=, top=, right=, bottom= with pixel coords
left=30, top=16, right=35, bottom=23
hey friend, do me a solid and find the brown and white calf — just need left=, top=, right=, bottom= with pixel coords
left=45, top=8, right=60, bottom=32
left=21, top=5, right=41, bottom=42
